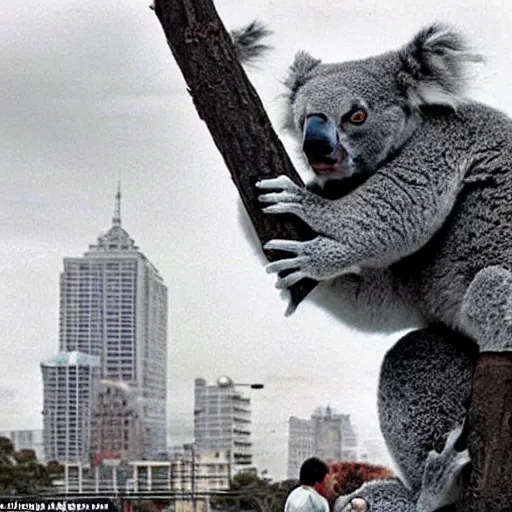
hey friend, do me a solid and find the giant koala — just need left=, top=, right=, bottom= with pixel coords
left=231, top=22, right=511, bottom=510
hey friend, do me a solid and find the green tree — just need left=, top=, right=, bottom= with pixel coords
left=46, top=460, right=65, bottom=479
left=210, top=469, right=294, bottom=512
left=0, top=436, right=52, bottom=495
left=14, top=449, right=37, bottom=464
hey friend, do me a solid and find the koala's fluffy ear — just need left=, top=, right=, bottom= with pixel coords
left=231, top=21, right=273, bottom=63
left=398, top=23, right=483, bottom=109
left=284, top=51, right=322, bottom=99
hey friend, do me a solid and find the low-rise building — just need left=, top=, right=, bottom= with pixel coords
left=170, top=447, right=230, bottom=493
left=61, top=449, right=230, bottom=498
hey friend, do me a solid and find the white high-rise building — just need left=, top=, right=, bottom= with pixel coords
left=41, top=351, right=101, bottom=462
left=42, top=190, right=168, bottom=462
left=287, top=417, right=313, bottom=480
left=194, top=377, right=252, bottom=475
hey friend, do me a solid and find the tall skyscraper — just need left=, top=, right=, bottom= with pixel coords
left=42, top=190, right=168, bottom=462
left=287, top=406, right=357, bottom=479
left=194, top=377, right=252, bottom=475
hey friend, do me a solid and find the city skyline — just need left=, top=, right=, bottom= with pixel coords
left=4, top=0, right=512, bottom=480
left=41, top=190, right=168, bottom=461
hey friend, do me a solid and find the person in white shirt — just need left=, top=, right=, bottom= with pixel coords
left=284, top=457, right=332, bottom=512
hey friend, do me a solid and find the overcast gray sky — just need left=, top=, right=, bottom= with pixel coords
left=2, top=0, right=512, bottom=480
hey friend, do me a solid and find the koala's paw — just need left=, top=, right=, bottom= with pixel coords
left=263, top=236, right=359, bottom=288
left=256, top=175, right=329, bottom=228
left=416, top=426, right=470, bottom=512
left=342, top=498, right=368, bottom=512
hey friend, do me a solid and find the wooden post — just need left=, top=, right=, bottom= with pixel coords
left=457, top=353, right=512, bottom=510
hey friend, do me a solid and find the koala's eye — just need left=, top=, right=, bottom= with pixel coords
left=349, top=110, right=367, bottom=124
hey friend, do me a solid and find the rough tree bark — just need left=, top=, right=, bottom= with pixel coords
left=152, top=0, right=512, bottom=507
left=153, top=0, right=316, bottom=314
left=457, top=353, right=512, bottom=511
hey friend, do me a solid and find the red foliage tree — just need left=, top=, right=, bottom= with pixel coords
left=329, top=462, right=394, bottom=498
left=90, top=450, right=120, bottom=468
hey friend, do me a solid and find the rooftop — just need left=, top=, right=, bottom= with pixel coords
left=41, top=351, right=101, bottom=367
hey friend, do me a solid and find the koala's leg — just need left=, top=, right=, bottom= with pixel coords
left=333, top=328, right=475, bottom=512
left=459, top=265, right=512, bottom=351
left=378, top=327, right=477, bottom=493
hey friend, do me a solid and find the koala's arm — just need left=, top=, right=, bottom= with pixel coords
left=257, top=139, right=465, bottom=285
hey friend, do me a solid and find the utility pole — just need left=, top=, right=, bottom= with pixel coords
left=191, top=443, right=196, bottom=512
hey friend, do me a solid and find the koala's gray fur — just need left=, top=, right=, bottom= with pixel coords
left=334, top=327, right=476, bottom=511
left=230, top=21, right=273, bottom=63
left=254, top=23, right=512, bottom=355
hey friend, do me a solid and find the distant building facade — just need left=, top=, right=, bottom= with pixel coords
left=194, top=377, right=252, bottom=475
left=89, top=380, right=144, bottom=461
left=41, top=351, right=100, bottom=462
left=41, top=190, right=168, bottom=462
left=287, top=417, right=313, bottom=480
left=0, top=429, right=45, bottom=461
left=287, top=406, right=357, bottom=479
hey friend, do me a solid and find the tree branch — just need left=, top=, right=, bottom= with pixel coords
left=153, top=0, right=317, bottom=313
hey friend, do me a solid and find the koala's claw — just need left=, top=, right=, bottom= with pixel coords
left=265, top=256, right=308, bottom=274
left=255, top=175, right=300, bottom=191
left=443, top=425, right=464, bottom=451
left=276, top=270, right=308, bottom=289
left=257, top=175, right=309, bottom=216
left=417, top=426, right=470, bottom=512
left=261, top=202, right=304, bottom=215
left=263, top=240, right=309, bottom=287
left=264, top=239, right=305, bottom=253
left=258, top=191, right=301, bottom=204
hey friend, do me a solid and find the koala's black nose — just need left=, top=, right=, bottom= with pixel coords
left=303, top=114, right=339, bottom=160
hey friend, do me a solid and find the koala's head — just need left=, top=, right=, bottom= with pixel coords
left=284, top=24, right=481, bottom=186
left=333, top=479, right=416, bottom=512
